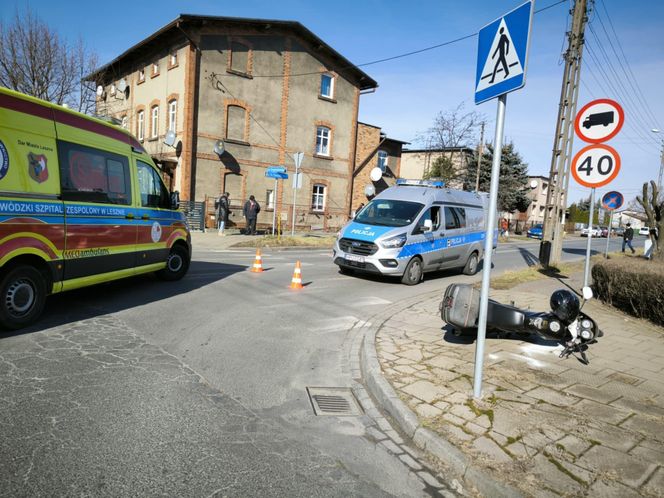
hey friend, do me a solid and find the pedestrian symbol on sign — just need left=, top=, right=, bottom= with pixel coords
left=477, top=19, right=523, bottom=91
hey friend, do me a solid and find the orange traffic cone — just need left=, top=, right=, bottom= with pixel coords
left=250, top=248, right=263, bottom=273
left=289, top=260, right=303, bottom=289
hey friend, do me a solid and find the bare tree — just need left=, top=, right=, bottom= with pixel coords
left=636, top=181, right=663, bottom=261
left=417, top=103, right=484, bottom=169
left=0, top=8, right=98, bottom=114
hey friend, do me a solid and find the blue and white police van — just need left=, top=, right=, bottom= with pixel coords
left=333, top=179, right=495, bottom=285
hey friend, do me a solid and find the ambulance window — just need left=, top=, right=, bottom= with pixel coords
left=58, top=140, right=131, bottom=205
left=137, top=160, right=170, bottom=209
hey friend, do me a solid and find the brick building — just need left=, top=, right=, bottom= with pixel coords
left=88, top=14, right=382, bottom=231
left=507, top=175, right=550, bottom=229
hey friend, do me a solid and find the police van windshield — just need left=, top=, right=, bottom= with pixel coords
left=355, top=200, right=424, bottom=227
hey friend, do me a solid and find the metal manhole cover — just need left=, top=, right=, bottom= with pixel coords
left=306, top=387, right=363, bottom=416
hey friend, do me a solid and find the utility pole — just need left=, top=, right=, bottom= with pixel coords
left=475, top=121, right=485, bottom=191
left=540, top=0, right=590, bottom=267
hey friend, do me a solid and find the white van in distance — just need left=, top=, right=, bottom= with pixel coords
left=333, top=179, right=496, bottom=285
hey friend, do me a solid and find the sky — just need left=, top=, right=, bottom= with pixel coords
left=2, top=0, right=662, bottom=206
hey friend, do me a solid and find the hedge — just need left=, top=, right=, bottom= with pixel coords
left=592, top=259, right=664, bottom=326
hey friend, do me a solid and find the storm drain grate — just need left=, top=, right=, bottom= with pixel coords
left=306, top=387, right=363, bottom=416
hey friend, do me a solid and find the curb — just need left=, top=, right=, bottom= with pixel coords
left=359, top=291, right=523, bottom=498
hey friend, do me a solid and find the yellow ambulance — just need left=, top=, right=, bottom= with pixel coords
left=0, top=87, right=191, bottom=329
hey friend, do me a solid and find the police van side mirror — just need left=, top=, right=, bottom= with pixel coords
left=170, top=191, right=180, bottom=210
left=423, top=219, right=433, bottom=232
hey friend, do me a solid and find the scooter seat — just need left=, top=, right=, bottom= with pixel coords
left=487, top=300, right=525, bottom=330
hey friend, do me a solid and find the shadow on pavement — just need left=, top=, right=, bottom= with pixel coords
left=337, top=262, right=495, bottom=285
left=518, top=247, right=540, bottom=267
left=563, top=247, right=601, bottom=256
left=1, top=261, right=247, bottom=339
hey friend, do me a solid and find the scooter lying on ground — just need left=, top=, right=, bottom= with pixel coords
left=440, top=284, right=603, bottom=365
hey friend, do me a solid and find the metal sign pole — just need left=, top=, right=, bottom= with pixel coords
left=583, top=187, right=596, bottom=287
left=473, top=94, right=507, bottom=399
left=605, top=212, right=611, bottom=258
left=272, top=178, right=278, bottom=236
left=291, top=168, right=298, bottom=236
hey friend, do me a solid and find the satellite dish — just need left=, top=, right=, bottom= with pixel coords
left=96, top=85, right=104, bottom=97
left=213, top=140, right=225, bottom=156
left=164, top=130, right=176, bottom=147
left=364, top=184, right=376, bottom=197
left=117, top=79, right=127, bottom=93
left=530, top=180, right=538, bottom=189
left=370, top=167, right=382, bottom=182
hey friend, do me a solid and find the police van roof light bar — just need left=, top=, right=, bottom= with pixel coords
left=396, top=178, right=445, bottom=188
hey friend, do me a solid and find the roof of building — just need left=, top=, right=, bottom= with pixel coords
left=86, top=14, right=378, bottom=90
left=528, top=175, right=550, bottom=181
left=402, top=147, right=474, bottom=154
left=356, top=122, right=410, bottom=145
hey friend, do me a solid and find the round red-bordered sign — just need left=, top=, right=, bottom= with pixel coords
left=571, top=144, right=621, bottom=188
left=574, top=99, right=624, bottom=143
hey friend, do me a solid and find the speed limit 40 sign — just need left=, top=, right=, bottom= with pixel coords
left=571, top=144, right=621, bottom=188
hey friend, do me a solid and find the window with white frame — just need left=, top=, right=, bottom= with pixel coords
left=137, top=110, right=144, bottom=141
left=168, top=100, right=177, bottom=132
left=377, top=150, right=388, bottom=172
left=312, top=184, right=326, bottom=212
left=150, top=106, right=159, bottom=139
left=315, top=126, right=331, bottom=156
left=110, top=84, right=116, bottom=96
left=152, top=62, right=159, bottom=76
left=170, top=52, right=178, bottom=67
left=266, top=189, right=274, bottom=210
left=320, top=73, right=334, bottom=98
left=121, top=115, right=127, bottom=129
left=138, top=68, right=145, bottom=82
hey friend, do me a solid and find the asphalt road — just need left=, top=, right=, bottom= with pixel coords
left=0, top=235, right=626, bottom=497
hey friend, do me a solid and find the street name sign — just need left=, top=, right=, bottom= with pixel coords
left=265, top=166, right=288, bottom=180
left=601, top=190, right=624, bottom=211
left=475, top=0, right=534, bottom=105
left=571, top=144, right=621, bottom=188
left=574, top=98, right=625, bottom=143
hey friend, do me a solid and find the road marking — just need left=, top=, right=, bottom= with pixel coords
left=351, top=296, right=392, bottom=306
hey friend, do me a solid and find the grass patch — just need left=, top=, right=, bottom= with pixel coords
left=506, top=435, right=522, bottom=445
left=489, top=261, right=581, bottom=290
left=232, top=235, right=336, bottom=248
left=543, top=450, right=588, bottom=487
left=466, top=399, right=495, bottom=424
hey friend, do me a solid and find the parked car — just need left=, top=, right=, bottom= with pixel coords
left=580, top=225, right=600, bottom=237
left=639, top=227, right=651, bottom=236
left=599, top=226, right=609, bottom=237
left=613, top=227, right=625, bottom=237
left=527, top=224, right=543, bottom=239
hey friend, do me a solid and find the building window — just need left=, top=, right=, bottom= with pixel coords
left=168, top=100, right=177, bottom=132
left=169, top=52, right=178, bottom=67
left=377, top=150, right=388, bottom=172
left=137, top=110, right=144, bottom=141
left=121, top=115, right=127, bottom=129
left=266, top=189, right=275, bottom=210
left=150, top=106, right=159, bottom=139
left=320, top=73, right=334, bottom=99
left=151, top=62, right=159, bottom=77
left=312, top=184, right=326, bottom=212
left=58, top=140, right=132, bottom=206
left=138, top=69, right=145, bottom=83
left=315, top=126, right=331, bottom=156
left=230, top=41, right=251, bottom=75
left=226, top=105, right=247, bottom=142
left=110, top=84, right=116, bottom=97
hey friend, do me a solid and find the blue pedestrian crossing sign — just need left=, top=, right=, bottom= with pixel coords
left=475, top=1, right=534, bottom=105
left=601, top=191, right=624, bottom=211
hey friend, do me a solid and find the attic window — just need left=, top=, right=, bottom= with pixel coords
left=138, top=69, right=145, bottom=83
left=229, top=41, right=252, bottom=76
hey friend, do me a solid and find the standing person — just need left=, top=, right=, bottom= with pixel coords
left=215, top=192, right=230, bottom=236
left=500, top=218, right=508, bottom=237
left=243, top=195, right=260, bottom=235
left=622, top=222, right=635, bottom=254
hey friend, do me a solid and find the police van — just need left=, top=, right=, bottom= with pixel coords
left=333, top=179, right=494, bottom=285
left=0, top=87, right=191, bottom=329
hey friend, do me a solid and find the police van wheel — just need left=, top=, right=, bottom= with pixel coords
left=401, top=257, right=423, bottom=285
left=463, top=252, right=479, bottom=276
left=0, top=265, right=47, bottom=330
left=157, top=245, right=190, bottom=281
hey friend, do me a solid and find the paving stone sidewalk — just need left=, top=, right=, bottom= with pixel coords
left=375, top=275, right=664, bottom=497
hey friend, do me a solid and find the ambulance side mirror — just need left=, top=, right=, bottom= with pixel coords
left=170, top=191, right=180, bottom=210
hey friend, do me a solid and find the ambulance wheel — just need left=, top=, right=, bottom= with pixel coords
left=463, top=252, right=479, bottom=276
left=157, top=245, right=190, bottom=281
left=401, top=257, right=423, bottom=285
left=0, top=265, right=47, bottom=330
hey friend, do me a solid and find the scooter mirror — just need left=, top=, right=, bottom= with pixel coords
left=582, top=286, right=593, bottom=300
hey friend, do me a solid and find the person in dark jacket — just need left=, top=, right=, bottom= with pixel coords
left=215, top=192, right=230, bottom=236
left=243, top=195, right=260, bottom=235
left=622, top=223, right=635, bottom=253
